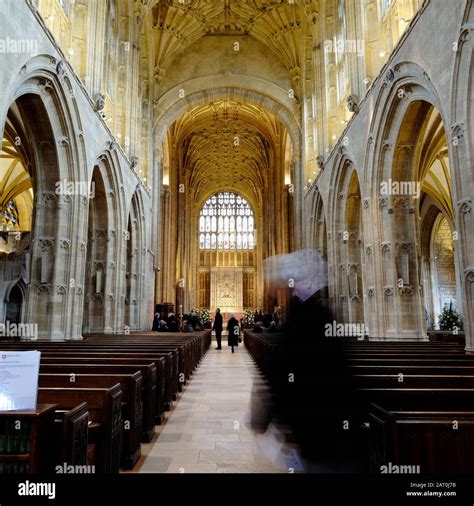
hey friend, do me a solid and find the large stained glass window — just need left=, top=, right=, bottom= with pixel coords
left=199, top=192, right=255, bottom=250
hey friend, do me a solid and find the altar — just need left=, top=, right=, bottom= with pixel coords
left=210, top=266, right=243, bottom=315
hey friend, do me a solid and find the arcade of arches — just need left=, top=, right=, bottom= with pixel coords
left=0, top=0, right=473, bottom=351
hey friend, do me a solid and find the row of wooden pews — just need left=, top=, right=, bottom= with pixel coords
left=244, top=331, right=474, bottom=474
left=344, top=340, right=474, bottom=474
left=0, top=331, right=211, bottom=473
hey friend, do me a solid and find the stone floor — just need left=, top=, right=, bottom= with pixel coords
left=130, top=343, right=304, bottom=473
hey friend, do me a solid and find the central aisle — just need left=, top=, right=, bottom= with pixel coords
left=135, top=345, right=302, bottom=473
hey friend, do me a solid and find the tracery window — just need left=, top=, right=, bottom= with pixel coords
left=199, top=192, right=255, bottom=250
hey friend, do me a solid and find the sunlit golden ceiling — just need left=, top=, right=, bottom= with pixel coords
left=418, top=108, right=453, bottom=222
left=169, top=99, right=285, bottom=206
left=0, top=136, right=33, bottom=233
left=146, top=0, right=303, bottom=92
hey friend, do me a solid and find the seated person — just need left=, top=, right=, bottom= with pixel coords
left=182, top=319, right=194, bottom=333
left=151, top=313, right=160, bottom=331
left=189, top=310, right=204, bottom=330
left=262, top=313, right=272, bottom=328
left=158, top=319, right=168, bottom=331
left=254, top=309, right=264, bottom=323
left=267, top=321, right=278, bottom=333
left=167, top=312, right=180, bottom=332
left=253, top=321, right=264, bottom=333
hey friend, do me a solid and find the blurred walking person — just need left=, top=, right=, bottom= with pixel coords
left=227, top=314, right=240, bottom=353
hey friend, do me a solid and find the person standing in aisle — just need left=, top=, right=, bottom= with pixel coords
left=212, top=308, right=223, bottom=350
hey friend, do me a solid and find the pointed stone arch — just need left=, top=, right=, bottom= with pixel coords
left=0, top=54, right=87, bottom=339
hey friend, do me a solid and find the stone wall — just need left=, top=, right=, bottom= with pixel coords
left=304, top=0, right=474, bottom=348
left=0, top=1, right=155, bottom=339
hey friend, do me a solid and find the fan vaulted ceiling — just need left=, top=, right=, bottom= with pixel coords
left=169, top=99, right=285, bottom=207
left=144, top=0, right=305, bottom=92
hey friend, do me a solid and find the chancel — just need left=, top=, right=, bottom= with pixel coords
left=0, top=0, right=473, bottom=492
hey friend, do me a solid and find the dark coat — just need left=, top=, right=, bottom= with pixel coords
left=212, top=312, right=223, bottom=331
left=271, top=290, right=359, bottom=465
left=227, top=317, right=240, bottom=346
left=151, top=316, right=160, bottom=331
left=190, top=315, right=204, bottom=330
left=167, top=314, right=180, bottom=332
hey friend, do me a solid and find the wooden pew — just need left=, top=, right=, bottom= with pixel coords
left=39, top=373, right=142, bottom=469
left=37, top=352, right=169, bottom=416
left=56, top=402, right=89, bottom=470
left=354, top=374, right=474, bottom=388
left=2, top=344, right=172, bottom=416
left=349, top=365, right=474, bottom=375
left=38, top=384, right=122, bottom=473
left=369, top=402, right=474, bottom=473
left=245, top=331, right=474, bottom=474
left=39, top=362, right=157, bottom=441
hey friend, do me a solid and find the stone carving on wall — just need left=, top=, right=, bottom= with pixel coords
left=381, top=242, right=391, bottom=255
left=42, top=192, right=58, bottom=204
left=94, top=94, right=106, bottom=112
left=347, top=94, right=360, bottom=113
left=399, top=286, right=413, bottom=297
left=39, top=239, right=54, bottom=252
left=210, top=267, right=243, bottom=313
left=56, top=60, right=66, bottom=77
left=316, top=155, right=325, bottom=171
left=35, top=284, right=51, bottom=295
left=451, top=122, right=465, bottom=144
left=379, top=197, right=388, bottom=209
left=396, top=242, right=412, bottom=253
left=458, top=199, right=471, bottom=215
left=465, top=270, right=474, bottom=284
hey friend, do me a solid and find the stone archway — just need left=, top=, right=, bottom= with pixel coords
left=330, top=162, right=365, bottom=327
left=429, top=214, right=457, bottom=326
left=372, top=93, right=455, bottom=340
left=5, top=281, right=26, bottom=326
left=0, top=56, right=88, bottom=340
left=124, top=190, right=146, bottom=331
left=83, top=167, right=110, bottom=334
left=154, top=94, right=296, bottom=316
left=152, top=84, right=303, bottom=254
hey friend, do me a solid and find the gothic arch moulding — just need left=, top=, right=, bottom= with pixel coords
left=368, top=61, right=448, bottom=192
left=153, top=80, right=301, bottom=160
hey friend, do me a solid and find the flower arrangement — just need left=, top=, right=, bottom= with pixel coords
left=438, top=303, right=463, bottom=331
left=242, top=308, right=255, bottom=326
left=198, top=308, right=211, bottom=324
